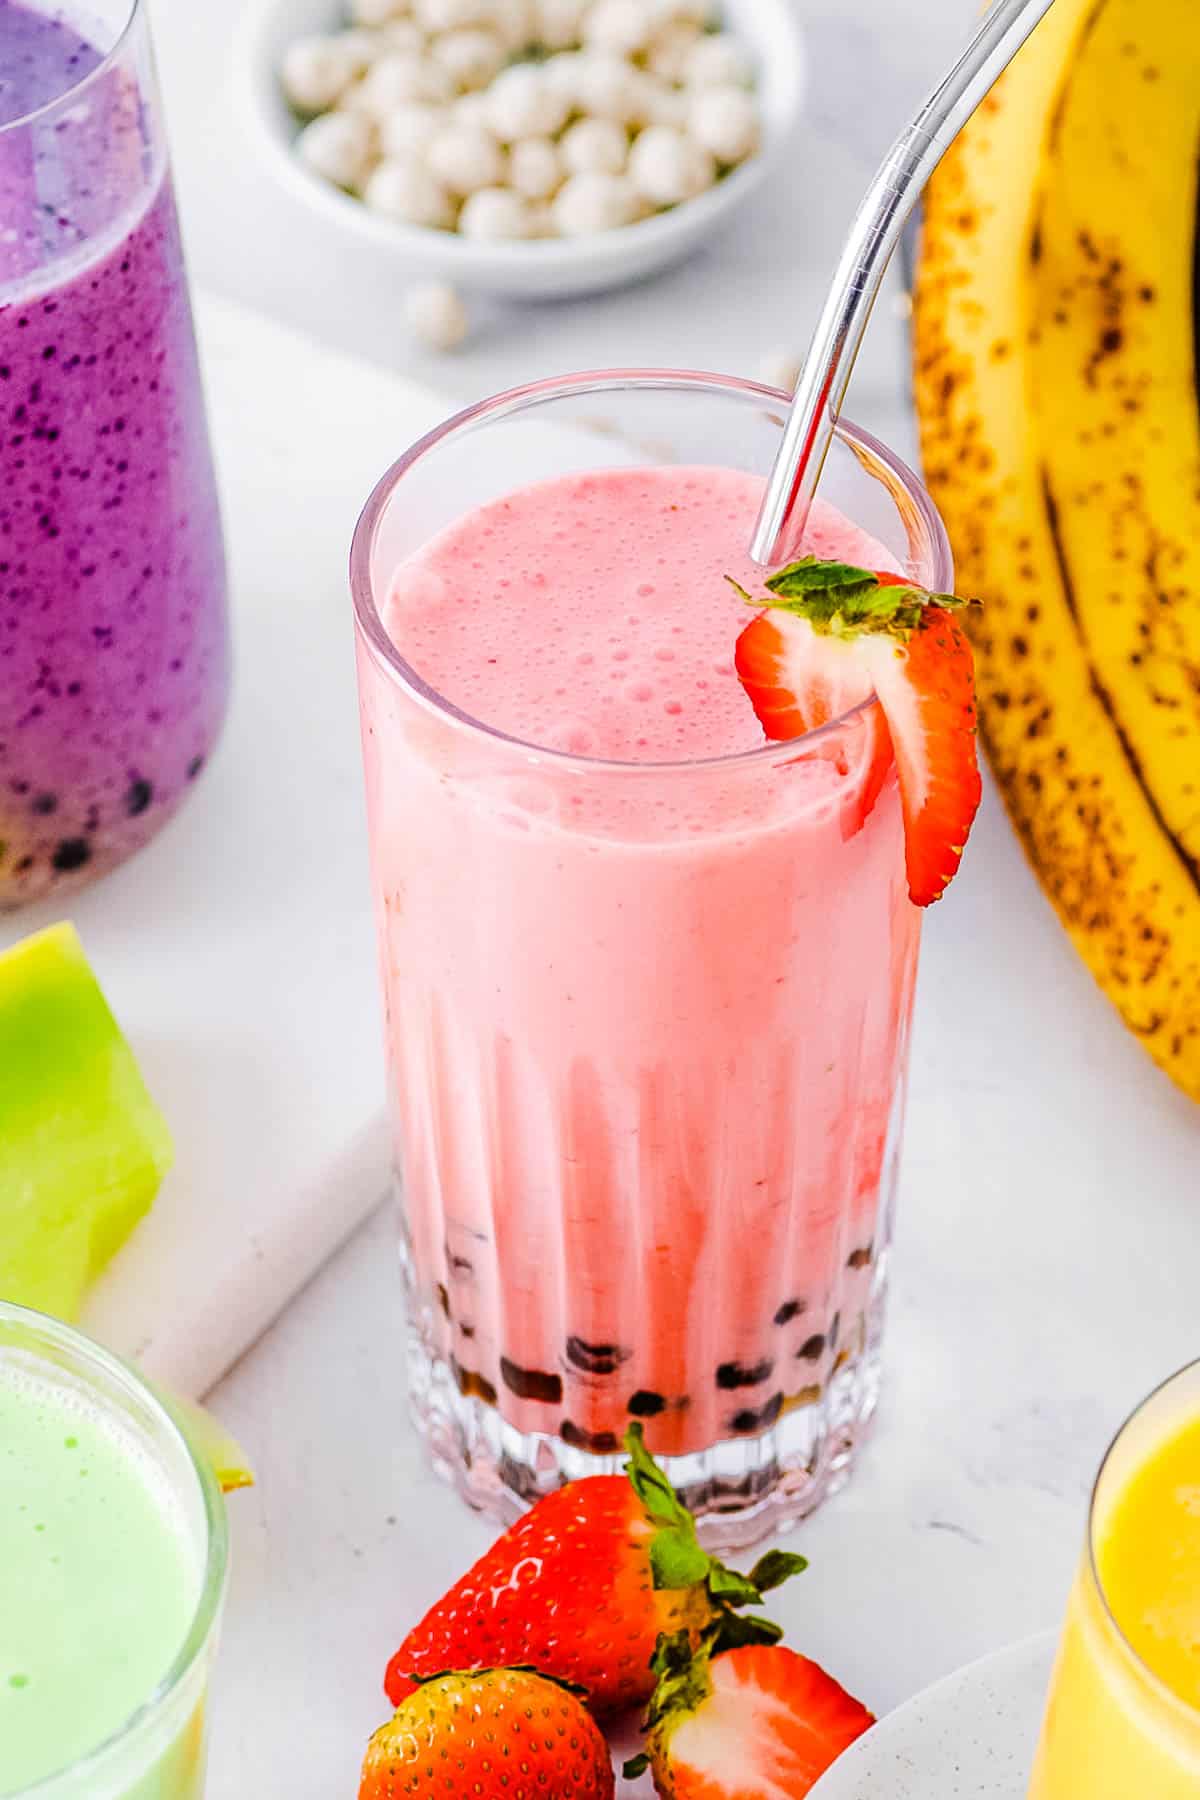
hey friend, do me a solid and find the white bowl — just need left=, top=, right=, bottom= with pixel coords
left=236, top=0, right=806, bottom=299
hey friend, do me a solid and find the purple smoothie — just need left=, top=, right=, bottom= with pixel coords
left=0, top=0, right=229, bottom=903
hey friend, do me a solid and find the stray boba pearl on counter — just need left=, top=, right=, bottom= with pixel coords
left=277, top=0, right=765, bottom=288
left=404, top=281, right=470, bottom=349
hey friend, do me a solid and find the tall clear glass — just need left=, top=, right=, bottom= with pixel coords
left=1029, top=1361, right=1200, bottom=1797
left=0, top=0, right=230, bottom=906
left=351, top=372, right=952, bottom=1548
left=0, top=1303, right=228, bottom=1800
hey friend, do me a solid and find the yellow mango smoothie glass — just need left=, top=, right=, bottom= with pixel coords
left=1029, top=1360, right=1200, bottom=1798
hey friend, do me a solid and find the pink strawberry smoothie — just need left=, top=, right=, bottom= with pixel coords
left=361, top=465, right=920, bottom=1462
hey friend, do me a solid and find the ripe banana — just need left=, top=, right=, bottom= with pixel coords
left=912, top=0, right=1200, bottom=1101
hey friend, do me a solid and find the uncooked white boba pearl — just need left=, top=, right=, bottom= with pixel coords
left=281, top=36, right=360, bottom=114
left=296, top=110, right=375, bottom=189
left=560, top=115, right=628, bottom=176
left=582, top=0, right=654, bottom=56
left=426, top=122, right=507, bottom=195
left=534, top=0, right=588, bottom=50
left=509, top=135, right=564, bottom=200
left=490, top=0, right=536, bottom=52
left=628, top=124, right=715, bottom=205
left=356, top=52, right=454, bottom=116
left=414, top=0, right=487, bottom=28
left=364, top=156, right=456, bottom=226
left=541, top=50, right=584, bottom=103
left=350, top=0, right=410, bottom=22
left=688, top=84, right=760, bottom=163
left=551, top=169, right=638, bottom=234
left=453, top=90, right=493, bottom=129
left=404, top=280, right=470, bottom=349
left=684, top=32, right=753, bottom=89
left=378, top=100, right=446, bottom=158
left=645, top=22, right=703, bottom=84
left=654, top=0, right=712, bottom=25
left=570, top=51, right=642, bottom=123
left=430, top=27, right=506, bottom=91
left=642, top=79, right=688, bottom=128
left=758, top=347, right=803, bottom=392
left=339, top=30, right=386, bottom=78
left=485, top=64, right=570, bottom=140
left=380, top=18, right=426, bottom=53
left=458, top=185, right=530, bottom=238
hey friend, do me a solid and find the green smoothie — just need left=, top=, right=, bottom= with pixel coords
left=0, top=1362, right=204, bottom=1794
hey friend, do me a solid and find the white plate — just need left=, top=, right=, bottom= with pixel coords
left=809, top=1634, right=1056, bottom=1800
left=236, top=0, right=806, bottom=298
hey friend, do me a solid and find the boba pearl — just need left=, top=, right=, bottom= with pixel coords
left=551, top=170, right=639, bottom=234
left=485, top=63, right=570, bottom=140
left=281, top=36, right=361, bottom=114
left=758, top=347, right=803, bottom=392
left=381, top=18, right=426, bottom=53
left=643, top=80, right=688, bottom=128
left=508, top=135, right=564, bottom=200
left=688, top=84, right=760, bottom=163
left=378, top=100, right=448, bottom=159
left=430, top=27, right=506, bottom=91
left=414, top=0, right=490, bottom=27
left=684, top=32, right=753, bottom=88
left=570, top=51, right=642, bottom=123
left=453, top=90, right=493, bottom=128
left=489, top=0, right=536, bottom=52
left=583, top=0, right=654, bottom=56
left=458, top=186, right=531, bottom=238
left=560, top=115, right=628, bottom=176
left=628, top=124, right=715, bottom=205
left=404, top=281, right=470, bottom=349
left=350, top=0, right=411, bottom=21
left=534, top=0, right=588, bottom=50
left=356, top=52, right=454, bottom=116
left=655, top=0, right=713, bottom=25
left=645, top=22, right=703, bottom=84
left=295, top=111, right=375, bottom=190
left=364, top=157, right=456, bottom=227
left=426, top=122, right=507, bottom=195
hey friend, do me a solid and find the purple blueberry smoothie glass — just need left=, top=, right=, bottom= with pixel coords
left=0, top=0, right=229, bottom=904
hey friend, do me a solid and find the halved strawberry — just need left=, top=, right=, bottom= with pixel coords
left=731, top=558, right=982, bottom=906
left=384, top=1426, right=806, bottom=1716
left=626, top=1637, right=874, bottom=1799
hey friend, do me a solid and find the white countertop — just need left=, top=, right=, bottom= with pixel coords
left=135, top=0, right=1200, bottom=1792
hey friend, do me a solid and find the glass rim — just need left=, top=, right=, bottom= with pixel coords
left=1085, top=1355, right=1200, bottom=1728
left=0, top=1299, right=228, bottom=1800
left=0, top=0, right=141, bottom=137
left=349, top=367, right=954, bottom=776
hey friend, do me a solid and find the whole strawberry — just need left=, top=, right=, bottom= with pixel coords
left=385, top=1426, right=805, bottom=1715
left=360, top=1669, right=614, bottom=1800
left=626, top=1634, right=874, bottom=1799
left=732, top=556, right=982, bottom=906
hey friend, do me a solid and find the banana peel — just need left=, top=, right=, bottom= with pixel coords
left=913, top=0, right=1200, bottom=1099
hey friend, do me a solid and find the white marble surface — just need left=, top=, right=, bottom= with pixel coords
left=132, top=0, right=1200, bottom=1793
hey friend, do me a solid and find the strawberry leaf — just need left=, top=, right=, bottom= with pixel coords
left=732, top=555, right=975, bottom=643
left=705, top=1562, right=764, bottom=1607
left=650, top=1525, right=712, bottom=1590
left=708, top=1611, right=785, bottom=1654
left=623, top=1752, right=651, bottom=1778
left=747, top=1549, right=809, bottom=1592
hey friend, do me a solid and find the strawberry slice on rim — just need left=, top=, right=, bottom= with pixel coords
left=626, top=1635, right=875, bottom=1798
left=731, top=557, right=982, bottom=906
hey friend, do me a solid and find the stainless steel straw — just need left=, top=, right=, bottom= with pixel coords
left=750, top=0, right=1060, bottom=568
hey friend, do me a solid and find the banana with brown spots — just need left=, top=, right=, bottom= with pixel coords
left=913, top=0, right=1200, bottom=1101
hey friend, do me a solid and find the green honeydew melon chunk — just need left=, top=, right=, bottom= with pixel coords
left=0, top=921, right=172, bottom=1320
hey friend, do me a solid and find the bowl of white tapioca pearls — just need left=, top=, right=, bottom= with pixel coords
left=237, top=0, right=807, bottom=308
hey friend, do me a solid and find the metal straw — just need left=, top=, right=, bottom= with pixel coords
left=750, top=0, right=1060, bottom=568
